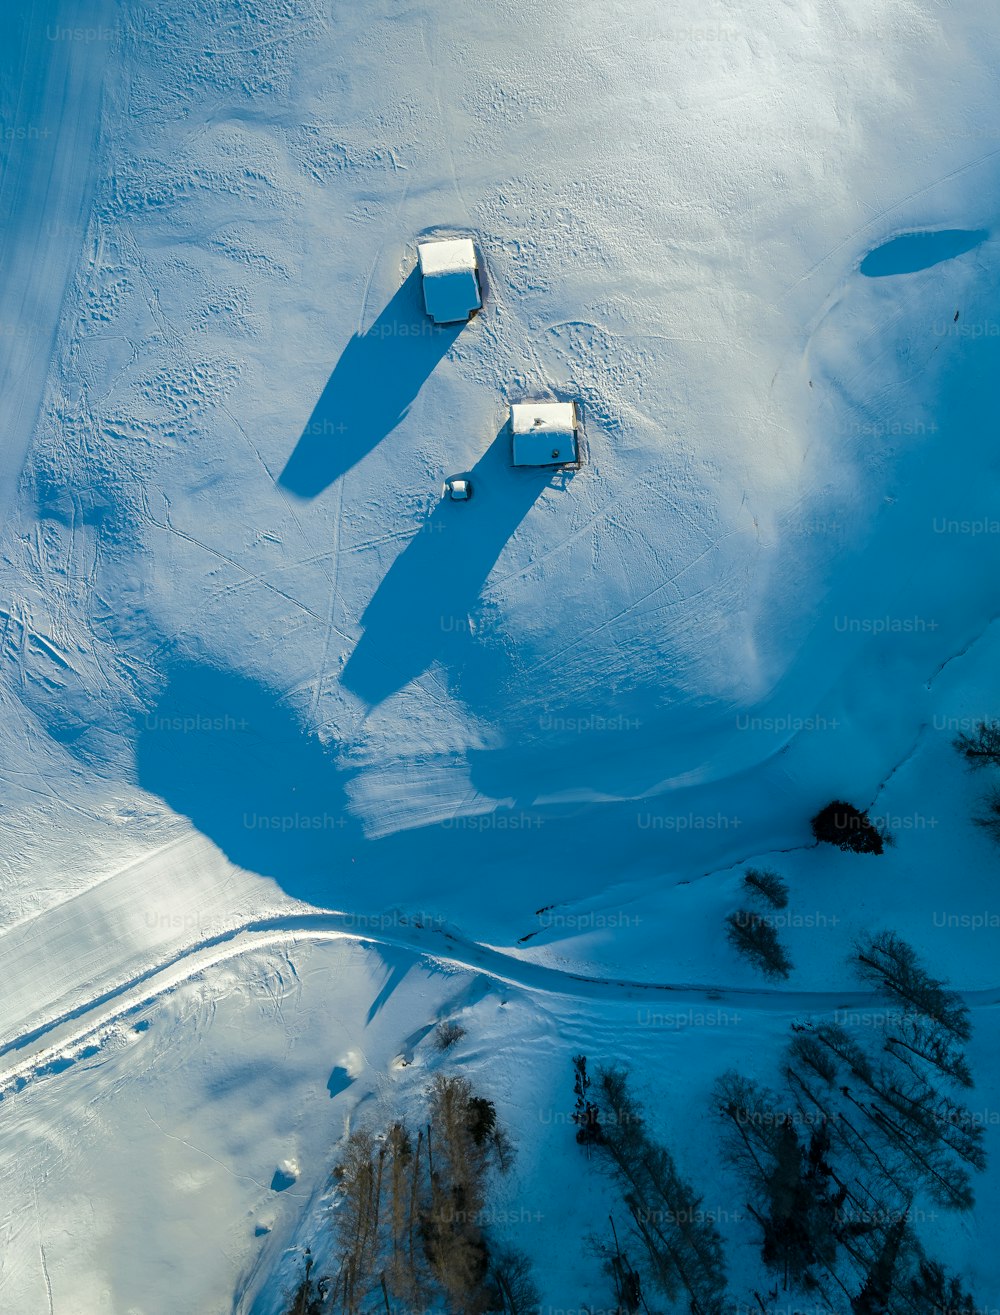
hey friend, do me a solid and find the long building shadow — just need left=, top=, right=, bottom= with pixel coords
left=279, top=271, right=462, bottom=499
left=136, top=661, right=359, bottom=893
left=341, top=432, right=556, bottom=705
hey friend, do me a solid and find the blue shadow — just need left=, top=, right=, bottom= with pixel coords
left=278, top=271, right=462, bottom=499
left=341, top=431, right=555, bottom=706
left=136, top=662, right=359, bottom=889
left=326, top=1066, right=353, bottom=1099
left=860, top=228, right=988, bottom=277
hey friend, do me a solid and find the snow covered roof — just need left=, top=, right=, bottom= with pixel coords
left=510, top=401, right=579, bottom=467
left=418, top=238, right=476, bottom=276
left=417, top=238, right=482, bottom=324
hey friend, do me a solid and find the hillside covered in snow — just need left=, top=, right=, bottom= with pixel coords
left=2, top=0, right=1000, bottom=1311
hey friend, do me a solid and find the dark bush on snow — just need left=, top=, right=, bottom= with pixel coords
left=811, top=801, right=884, bottom=854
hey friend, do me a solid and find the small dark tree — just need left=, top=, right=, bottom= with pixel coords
left=489, top=1246, right=541, bottom=1314
left=743, top=868, right=789, bottom=909
left=760, top=1116, right=809, bottom=1282
left=906, top=1257, right=979, bottom=1314
left=953, top=722, right=1000, bottom=846
left=464, top=1094, right=514, bottom=1172
left=607, top=1223, right=643, bottom=1315
left=436, top=1019, right=466, bottom=1049
left=285, top=1253, right=324, bottom=1315
left=953, top=719, right=1000, bottom=768
left=973, top=790, right=1000, bottom=845
left=572, top=1054, right=604, bottom=1146
left=466, top=1096, right=497, bottom=1147
left=811, top=800, right=885, bottom=853
left=722, top=1093, right=840, bottom=1290
left=620, top=1266, right=642, bottom=1314
left=726, top=910, right=793, bottom=980
left=851, top=1215, right=906, bottom=1314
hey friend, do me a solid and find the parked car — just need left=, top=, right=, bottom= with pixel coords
left=444, top=477, right=472, bottom=501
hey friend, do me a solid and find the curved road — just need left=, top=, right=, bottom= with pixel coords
left=3, top=905, right=999, bottom=1100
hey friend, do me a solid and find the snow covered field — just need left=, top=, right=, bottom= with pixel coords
left=2, top=0, right=1000, bottom=1310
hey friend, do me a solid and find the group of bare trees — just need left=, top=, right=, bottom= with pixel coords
left=954, top=718, right=1000, bottom=840
left=715, top=932, right=983, bottom=1313
left=572, top=1056, right=728, bottom=1315
left=282, top=921, right=983, bottom=1315
left=569, top=929, right=983, bottom=1315
left=286, top=1074, right=537, bottom=1314
left=725, top=868, right=793, bottom=980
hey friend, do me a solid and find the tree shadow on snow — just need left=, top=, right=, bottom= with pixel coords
left=859, top=228, right=988, bottom=277
left=326, top=1066, right=353, bottom=1099
left=136, top=661, right=359, bottom=894
left=278, top=270, right=462, bottom=499
left=341, top=431, right=556, bottom=706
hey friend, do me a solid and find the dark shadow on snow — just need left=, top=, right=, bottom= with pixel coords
left=860, top=228, right=989, bottom=277
left=269, top=1166, right=297, bottom=1192
left=341, top=430, right=557, bottom=706
left=278, top=270, right=462, bottom=499
left=326, top=1066, right=353, bottom=1099
left=365, top=956, right=410, bottom=1024
left=136, top=661, right=359, bottom=891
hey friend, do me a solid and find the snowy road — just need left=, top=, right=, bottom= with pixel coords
left=5, top=894, right=1000, bottom=1108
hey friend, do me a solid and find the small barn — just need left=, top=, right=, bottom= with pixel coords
left=510, top=401, right=579, bottom=467
left=417, top=238, right=482, bottom=325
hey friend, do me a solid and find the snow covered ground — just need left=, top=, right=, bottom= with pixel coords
left=2, top=0, right=1000, bottom=1309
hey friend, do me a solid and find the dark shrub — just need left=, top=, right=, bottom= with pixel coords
left=811, top=801, right=884, bottom=854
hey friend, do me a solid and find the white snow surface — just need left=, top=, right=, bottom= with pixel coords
left=509, top=403, right=576, bottom=436
left=2, top=0, right=1000, bottom=1310
left=417, top=237, right=478, bottom=277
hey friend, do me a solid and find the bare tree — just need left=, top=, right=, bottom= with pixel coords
left=953, top=719, right=1000, bottom=767
left=490, top=1246, right=541, bottom=1314
left=854, top=932, right=970, bottom=1041
left=743, top=868, right=789, bottom=909
left=726, top=910, right=793, bottom=980
left=598, top=1066, right=728, bottom=1315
